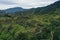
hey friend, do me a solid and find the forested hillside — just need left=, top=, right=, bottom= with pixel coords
left=0, top=1, right=60, bottom=40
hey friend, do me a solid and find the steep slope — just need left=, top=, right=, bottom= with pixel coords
left=39, top=1, right=60, bottom=14
left=18, top=1, right=60, bottom=15
left=0, top=1, right=60, bottom=40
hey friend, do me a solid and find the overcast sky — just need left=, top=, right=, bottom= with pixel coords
left=0, top=0, right=58, bottom=10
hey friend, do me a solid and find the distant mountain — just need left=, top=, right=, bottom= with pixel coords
left=0, top=10, right=5, bottom=16
left=0, top=1, right=60, bottom=15
left=0, top=1, right=60, bottom=40
left=3, top=7, right=25, bottom=13
left=29, top=1, right=60, bottom=14
left=16, top=1, right=60, bottom=15
left=38, top=0, right=60, bottom=14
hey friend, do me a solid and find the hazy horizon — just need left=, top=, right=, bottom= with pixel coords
left=0, top=0, right=58, bottom=10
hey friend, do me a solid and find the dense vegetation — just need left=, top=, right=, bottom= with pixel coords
left=0, top=1, right=60, bottom=40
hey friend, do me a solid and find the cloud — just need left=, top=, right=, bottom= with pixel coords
left=0, top=0, right=16, bottom=5
left=15, top=0, right=58, bottom=8
left=0, top=4, right=17, bottom=10
left=0, top=0, right=58, bottom=10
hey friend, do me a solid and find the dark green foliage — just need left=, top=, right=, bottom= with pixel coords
left=0, top=1, right=60, bottom=40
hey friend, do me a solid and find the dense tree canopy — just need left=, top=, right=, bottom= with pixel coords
left=0, top=1, right=60, bottom=40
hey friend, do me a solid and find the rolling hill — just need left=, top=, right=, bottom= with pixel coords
left=0, top=1, right=60, bottom=40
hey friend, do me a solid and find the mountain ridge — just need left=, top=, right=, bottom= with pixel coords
left=3, top=7, right=25, bottom=13
left=0, top=1, right=60, bottom=14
